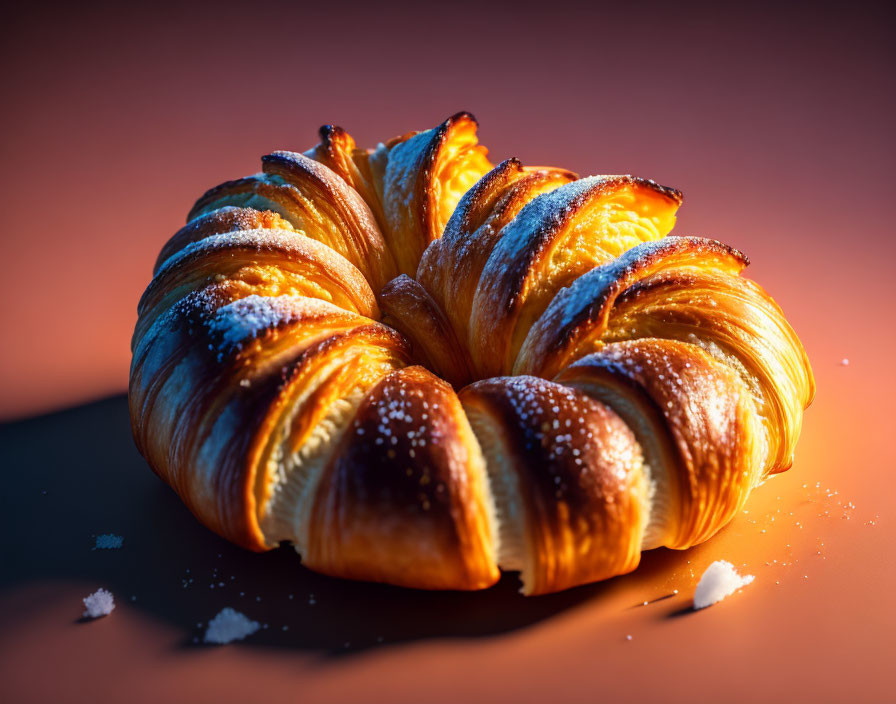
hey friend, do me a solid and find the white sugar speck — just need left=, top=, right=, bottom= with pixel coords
left=82, top=588, right=115, bottom=618
left=840, top=358, right=849, bottom=366
left=693, top=561, right=754, bottom=609
left=93, top=534, right=123, bottom=550
left=204, top=608, right=260, bottom=644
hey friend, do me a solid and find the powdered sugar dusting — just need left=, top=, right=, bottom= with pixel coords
left=359, top=371, right=439, bottom=461
left=384, top=127, right=434, bottom=205
left=515, top=237, right=743, bottom=375
left=693, top=560, right=754, bottom=609
left=204, top=607, right=260, bottom=644
left=207, top=294, right=347, bottom=359
left=487, top=177, right=612, bottom=266
left=154, top=228, right=347, bottom=280
left=263, top=150, right=385, bottom=247
left=483, top=376, right=638, bottom=477
left=82, top=588, right=115, bottom=618
left=499, top=376, right=594, bottom=458
left=93, top=534, right=123, bottom=550
left=541, top=239, right=675, bottom=330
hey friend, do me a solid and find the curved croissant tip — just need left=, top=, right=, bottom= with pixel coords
left=380, top=273, right=415, bottom=296
left=665, top=235, right=750, bottom=268
left=588, top=175, right=683, bottom=205
left=262, top=150, right=301, bottom=165
left=524, top=164, right=579, bottom=181
left=446, top=111, right=478, bottom=127
left=704, top=236, right=748, bottom=266
left=646, top=178, right=683, bottom=205
left=493, top=157, right=524, bottom=173
left=318, top=124, right=346, bottom=140
left=634, top=177, right=683, bottom=205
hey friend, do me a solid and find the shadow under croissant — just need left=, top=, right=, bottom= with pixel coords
left=0, top=394, right=693, bottom=656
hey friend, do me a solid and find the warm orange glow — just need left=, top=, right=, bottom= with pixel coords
left=1, top=3, right=892, bottom=702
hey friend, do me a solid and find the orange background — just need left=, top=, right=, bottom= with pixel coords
left=1, top=1, right=893, bottom=702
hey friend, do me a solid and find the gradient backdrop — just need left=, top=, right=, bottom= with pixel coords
left=1, top=1, right=894, bottom=702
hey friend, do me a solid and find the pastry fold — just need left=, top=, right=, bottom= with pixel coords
left=130, top=290, right=409, bottom=550
left=461, top=376, right=648, bottom=595
left=378, top=274, right=472, bottom=388
left=155, top=206, right=293, bottom=274
left=371, top=112, right=493, bottom=276
left=417, top=158, right=576, bottom=366
left=556, top=339, right=763, bottom=550
left=189, top=150, right=396, bottom=292
left=136, top=228, right=378, bottom=346
left=468, top=175, right=682, bottom=378
left=130, top=113, right=814, bottom=595
left=305, top=366, right=498, bottom=590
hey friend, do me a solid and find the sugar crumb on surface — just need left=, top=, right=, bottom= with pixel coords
left=93, top=534, right=123, bottom=550
left=693, top=560, right=754, bottom=609
left=204, top=607, right=260, bottom=644
left=82, top=588, right=115, bottom=618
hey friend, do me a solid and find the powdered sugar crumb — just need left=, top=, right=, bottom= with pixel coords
left=693, top=560, right=754, bottom=609
left=486, top=177, right=614, bottom=270
left=82, top=588, right=115, bottom=618
left=93, top=534, right=123, bottom=550
left=207, top=294, right=345, bottom=359
left=204, top=607, right=260, bottom=644
left=154, top=228, right=347, bottom=279
left=383, top=127, right=433, bottom=209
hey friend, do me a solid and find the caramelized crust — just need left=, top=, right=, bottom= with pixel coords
left=306, top=367, right=499, bottom=590
left=557, top=339, right=764, bottom=549
left=131, top=113, right=814, bottom=596
left=250, top=324, right=410, bottom=548
left=155, top=206, right=293, bottom=274
left=604, top=268, right=814, bottom=473
left=515, top=236, right=748, bottom=379
left=303, top=125, right=362, bottom=191
left=378, top=274, right=472, bottom=388
left=417, top=158, right=576, bottom=357
left=130, top=290, right=408, bottom=551
left=461, top=376, right=648, bottom=595
left=303, top=124, right=390, bottom=237
left=189, top=151, right=396, bottom=292
left=372, top=112, right=493, bottom=276
left=136, top=229, right=379, bottom=346
left=469, top=176, right=682, bottom=378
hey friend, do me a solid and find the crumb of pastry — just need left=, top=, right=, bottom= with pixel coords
left=693, top=560, right=754, bottom=609
left=93, top=534, right=123, bottom=550
left=82, top=588, right=115, bottom=618
left=204, top=608, right=260, bottom=644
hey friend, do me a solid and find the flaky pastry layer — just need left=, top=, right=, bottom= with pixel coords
left=130, top=114, right=814, bottom=594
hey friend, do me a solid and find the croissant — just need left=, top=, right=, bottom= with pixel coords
left=130, top=112, right=814, bottom=595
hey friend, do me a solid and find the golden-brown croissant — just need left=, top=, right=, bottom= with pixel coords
left=130, top=113, right=814, bottom=595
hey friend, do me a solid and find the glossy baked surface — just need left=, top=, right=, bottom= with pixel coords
left=130, top=114, right=813, bottom=595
